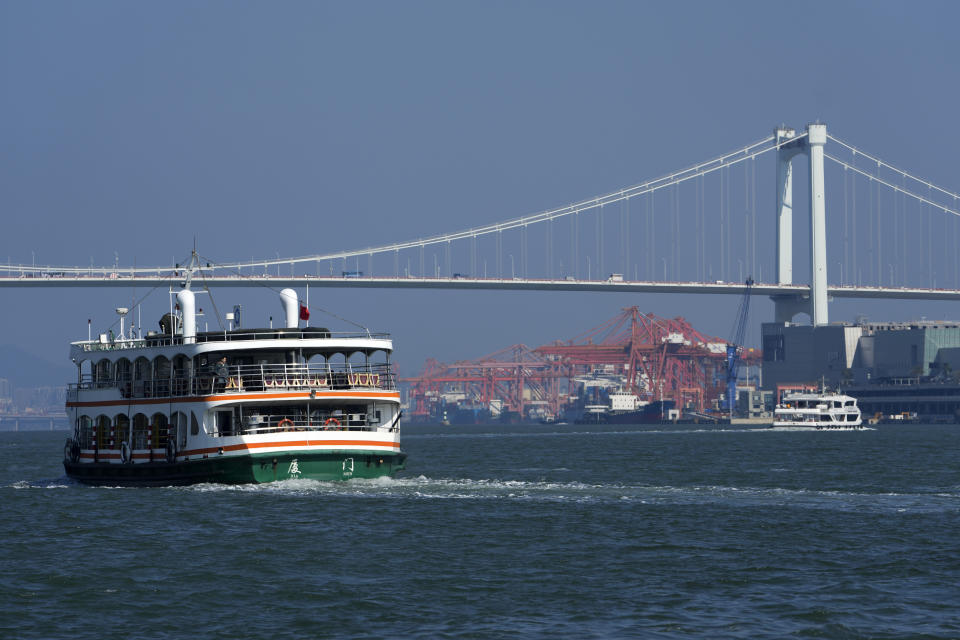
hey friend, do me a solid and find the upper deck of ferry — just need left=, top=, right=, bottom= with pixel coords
left=71, top=326, right=393, bottom=360
left=68, top=253, right=400, bottom=402
left=69, top=326, right=397, bottom=400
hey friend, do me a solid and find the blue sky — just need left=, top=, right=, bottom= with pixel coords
left=2, top=1, right=960, bottom=376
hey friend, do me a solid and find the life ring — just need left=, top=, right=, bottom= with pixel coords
left=165, top=439, right=177, bottom=464
left=371, top=374, right=380, bottom=387
left=120, top=441, right=132, bottom=464
left=277, top=418, right=295, bottom=430
left=324, top=417, right=340, bottom=430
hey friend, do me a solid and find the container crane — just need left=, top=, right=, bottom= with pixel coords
left=725, top=278, right=755, bottom=418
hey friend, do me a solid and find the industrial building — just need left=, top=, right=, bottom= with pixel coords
left=762, top=319, right=960, bottom=421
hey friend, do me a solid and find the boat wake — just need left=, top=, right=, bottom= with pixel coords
left=173, top=475, right=960, bottom=513
left=8, top=477, right=76, bottom=489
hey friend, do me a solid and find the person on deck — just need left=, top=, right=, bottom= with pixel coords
left=214, top=357, right=229, bottom=392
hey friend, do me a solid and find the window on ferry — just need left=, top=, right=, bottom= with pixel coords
left=114, top=414, right=130, bottom=447
left=78, top=415, right=93, bottom=448
left=115, top=358, right=131, bottom=383
left=190, top=411, right=200, bottom=436
left=95, top=359, right=111, bottom=386
left=152, top=413, right=168, bottom=448
left=172, top=356, right=191, bottom=395
left=154, top=357, right=171, bottom=396
left=170, top=412, right=188, bottom=448
left=95, top=415, right=110, bottom=449
left=134, top=357, right=151, bottom=380
left=132, top=413, right=149, bottom=449
left=215, top=410, right=233, bottom=437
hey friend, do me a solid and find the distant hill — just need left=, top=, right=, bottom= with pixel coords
left=0, top=344, right=75, bottom=389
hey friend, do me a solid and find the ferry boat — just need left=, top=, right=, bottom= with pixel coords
left=62, top=256, right=405, bottom=485
left=772, top=388, right=864, bottom=430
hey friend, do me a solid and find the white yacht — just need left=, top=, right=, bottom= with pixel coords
left=772, top=388, right=864, bottom=430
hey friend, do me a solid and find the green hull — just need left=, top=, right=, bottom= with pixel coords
left=64, top=449, right=406, bottom=486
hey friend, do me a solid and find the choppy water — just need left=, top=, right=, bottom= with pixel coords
left=3, top=424, right=960, bottom=639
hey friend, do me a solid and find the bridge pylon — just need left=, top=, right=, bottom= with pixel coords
left=773, top=123, right=829, bottom=325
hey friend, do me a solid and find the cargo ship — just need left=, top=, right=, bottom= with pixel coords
left=575, top=390, right=676, bottom=424
left=62, top=253, right=405, bottom=485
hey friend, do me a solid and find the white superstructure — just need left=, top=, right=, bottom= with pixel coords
left=772, top=389, right=864, bottom=430
left=63, top=252, right=404, bottom=485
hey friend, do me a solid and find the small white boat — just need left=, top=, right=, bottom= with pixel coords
left=772, top=388, right=865, bottom=430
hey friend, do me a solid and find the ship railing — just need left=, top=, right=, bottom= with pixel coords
left=231, top=413, right=379, bottom=436
left=74, top=329, right=390, bottom=352
left=71, top=363, right=396, bottom=398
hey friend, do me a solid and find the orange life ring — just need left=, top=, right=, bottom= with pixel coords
left=277, top=418, right=294, bottom=430
left=324, top=417, right=340, bottom=430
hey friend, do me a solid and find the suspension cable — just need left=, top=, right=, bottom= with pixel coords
left=827, top=134, right=960, bottom=203
left=824, top=154, right=960, bottom=217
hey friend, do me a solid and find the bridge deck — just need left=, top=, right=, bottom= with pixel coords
left=1, top=275, right=959, bottom=301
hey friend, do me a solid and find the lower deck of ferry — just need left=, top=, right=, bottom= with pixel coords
left=64, top=444, right=406, bottom=486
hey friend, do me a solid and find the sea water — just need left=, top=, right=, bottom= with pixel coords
left=3, top=424, right=959, bottom=639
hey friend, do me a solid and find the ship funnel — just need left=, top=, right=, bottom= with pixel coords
left=177, top=289, right=196, bottom=343
left=280, top=288, right=299, bottom=329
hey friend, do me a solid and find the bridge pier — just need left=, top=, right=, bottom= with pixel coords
left=771, top=295, right=809, bottom=324
left=773, top=123, right=829, bottom=325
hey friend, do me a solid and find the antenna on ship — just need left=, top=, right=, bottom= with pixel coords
left=176, top=248, right=199, bottom=344
left=181, top=247, right=199, bottom=291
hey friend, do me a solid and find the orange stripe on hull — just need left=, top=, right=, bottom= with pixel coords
left=180, top=439, right=401, bottom=457
left=76, top=440, right=399, bottom=463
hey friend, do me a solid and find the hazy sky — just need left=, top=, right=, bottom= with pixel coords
left=2, top=1, right=960, bottom=376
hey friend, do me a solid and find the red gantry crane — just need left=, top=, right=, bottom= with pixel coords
left=403, top=307, right=761, bottom=420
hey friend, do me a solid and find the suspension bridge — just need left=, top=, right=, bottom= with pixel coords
left=5, top=122, right=960, bottom=325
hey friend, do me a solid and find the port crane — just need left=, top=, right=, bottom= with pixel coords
left=725, top=278, right=755, bottom=418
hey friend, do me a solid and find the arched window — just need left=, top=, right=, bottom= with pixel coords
left=132, top=413, right=149, bottom=450
left=114, top=413, right=130, bottom=448
left=77, top=415, right=93, bottom=449
left=115, top=358, right=132, bottom=397
left=95, top=359, right=111, bottom=388
left=95, top=415, right=110, bottom=450
left=151, top=413, right=168, bottom=449
left=115, top=358, right=131, bottom=382
left=154, top=356, right=171, bottom=396
left=172, top=355, right=191, bottom=396
left=134, top=357, right=151, bottom=397
left=170, top=412, right=188, bottom=448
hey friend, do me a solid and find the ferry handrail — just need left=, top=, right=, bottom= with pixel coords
left=74, top=329, right=391, bottom=352
left=71, top=362, right=397, bottom=396
left=232, top=412, right=377, bottom=436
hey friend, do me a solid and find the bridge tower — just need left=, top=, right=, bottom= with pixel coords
left=771, top=123, right=829, bottom=325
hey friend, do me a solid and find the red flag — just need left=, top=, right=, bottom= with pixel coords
left=299, top=304, right=310, bottom=321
